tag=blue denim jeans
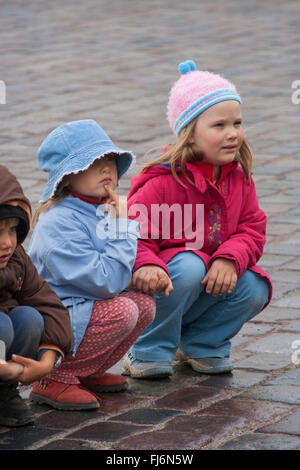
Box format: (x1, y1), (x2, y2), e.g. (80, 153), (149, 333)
(131, 251), (270, 362)
(0, 306), (44, 361)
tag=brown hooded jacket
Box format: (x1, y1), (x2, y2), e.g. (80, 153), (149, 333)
(0, 165), (72, 358)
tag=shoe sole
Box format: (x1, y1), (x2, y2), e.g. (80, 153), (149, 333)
(176, 352), (233, 375)
(0, 415), (35, 427)
(30, 392), (100, 410)
(190, 362), (233, 374)
(122, 365), (173, 379)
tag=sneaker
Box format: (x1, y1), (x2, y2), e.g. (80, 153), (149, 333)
(175, 350), (233, 374)
(122, 352), (173, 379)
(80, 372), (128, 392)
(0, 383), (35, 427)
(30, 378), (100, 410)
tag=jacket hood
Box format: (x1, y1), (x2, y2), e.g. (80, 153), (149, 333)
(0, 165), (32, 243)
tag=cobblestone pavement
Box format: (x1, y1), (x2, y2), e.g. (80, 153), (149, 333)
(0, 0), (300, 452)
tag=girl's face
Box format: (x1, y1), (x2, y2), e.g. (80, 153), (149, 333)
(0, 218), (18, 269)
(191, 100), (244, 166)
(68, 154), (118, 199)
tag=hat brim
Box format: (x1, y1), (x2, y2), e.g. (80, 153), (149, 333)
(41, 144), (135, 201)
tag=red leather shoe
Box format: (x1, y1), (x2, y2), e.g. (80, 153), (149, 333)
(30, 378), (100, 410)
(80, 372), (128, 392)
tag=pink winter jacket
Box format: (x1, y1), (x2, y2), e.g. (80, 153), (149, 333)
(127, 160), (273, 307)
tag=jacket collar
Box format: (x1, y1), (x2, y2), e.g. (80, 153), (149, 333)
(186, 160), (238, 192)
(71, 192), (108, 205)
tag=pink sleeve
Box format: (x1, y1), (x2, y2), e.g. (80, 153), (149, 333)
(127, 178), (169, 274)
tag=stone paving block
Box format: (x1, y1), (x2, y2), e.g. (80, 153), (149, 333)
(260, 193), (300, 204)
(244, 332), (300, 356)
(196, 397), (292, 424)
(272, 294), (300, 308)
(153, 385), (230, 411)
(268, 367), (300, 386)
(235, 352), (292, 371)
(264, 243), (300, 256)
(38, 439), (96, 450)
(255, 306), (300, 323)
(108, 408), (182, 425)
(272, 216), (300, 226)
(34, 408), (106, 429)
(260, 202), (296, 216)
(0, 426), (59, 450)
(230, 334), (251, 348)
(267, 269), (300, 283)
(91, 391), (149, 415)
(282, 319), (300, 332)
(201, 369), (270, 389)
(258, 410), (300, 435)
(241, 384), (300, 405)
(219, 432), (300, 450)
(125, 370), (205, 396)
(270, 282), (298, 299)
(235, 322), (274, 336)
(115, 414), (244, 450)
(284, 258), (300, 270)
(256, 254), (294, 269)
(68, 421), (151, 443)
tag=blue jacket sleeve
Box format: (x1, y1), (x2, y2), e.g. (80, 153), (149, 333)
(42, 216), (139, 299)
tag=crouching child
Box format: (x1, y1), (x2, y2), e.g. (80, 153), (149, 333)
(0, 165), (73, 427)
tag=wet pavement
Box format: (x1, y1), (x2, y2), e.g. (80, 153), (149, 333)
(0, 0), (300, 452)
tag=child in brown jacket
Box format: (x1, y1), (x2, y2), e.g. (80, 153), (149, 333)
(0, 165), (73, 427)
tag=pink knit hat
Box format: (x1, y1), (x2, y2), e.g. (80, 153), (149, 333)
(167, 60), (242, 136)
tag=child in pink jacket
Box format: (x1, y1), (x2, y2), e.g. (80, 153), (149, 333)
(123, 60), (272, 378)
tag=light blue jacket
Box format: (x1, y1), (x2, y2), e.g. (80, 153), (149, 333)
(28, 195), (140, 355)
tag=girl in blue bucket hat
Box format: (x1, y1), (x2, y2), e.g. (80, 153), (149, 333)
(28, 120), (156, 411)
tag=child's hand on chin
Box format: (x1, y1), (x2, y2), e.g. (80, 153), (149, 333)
(104, 185), (128, 219)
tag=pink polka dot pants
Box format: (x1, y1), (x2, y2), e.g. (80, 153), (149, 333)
(48, 291), (156, 384)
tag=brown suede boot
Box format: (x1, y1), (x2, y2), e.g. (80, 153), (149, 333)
(0, 383), (35, 427)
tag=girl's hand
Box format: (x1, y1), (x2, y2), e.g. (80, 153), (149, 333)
(104, 186), (127, 219)
(0, 360), (24, 382)
(131, 265), (173, 297)
(11, 350), (57, 385)
(201, 258), (237, 296)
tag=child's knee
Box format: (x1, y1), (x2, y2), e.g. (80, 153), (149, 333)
(9, 306), (44, 340)
(235, 271), (270, 315)
(117, 297), (139, 336)
(120, 292), (156, 329)
(168, 252), (206, 291)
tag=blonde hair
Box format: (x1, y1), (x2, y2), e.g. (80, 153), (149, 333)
(142, 119), (253, 187)
(32, 177), (71, 227)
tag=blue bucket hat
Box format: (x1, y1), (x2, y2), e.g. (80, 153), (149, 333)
(38, 119), (135, 200)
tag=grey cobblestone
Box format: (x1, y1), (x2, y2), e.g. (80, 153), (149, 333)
(0, 0), (300, 452)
